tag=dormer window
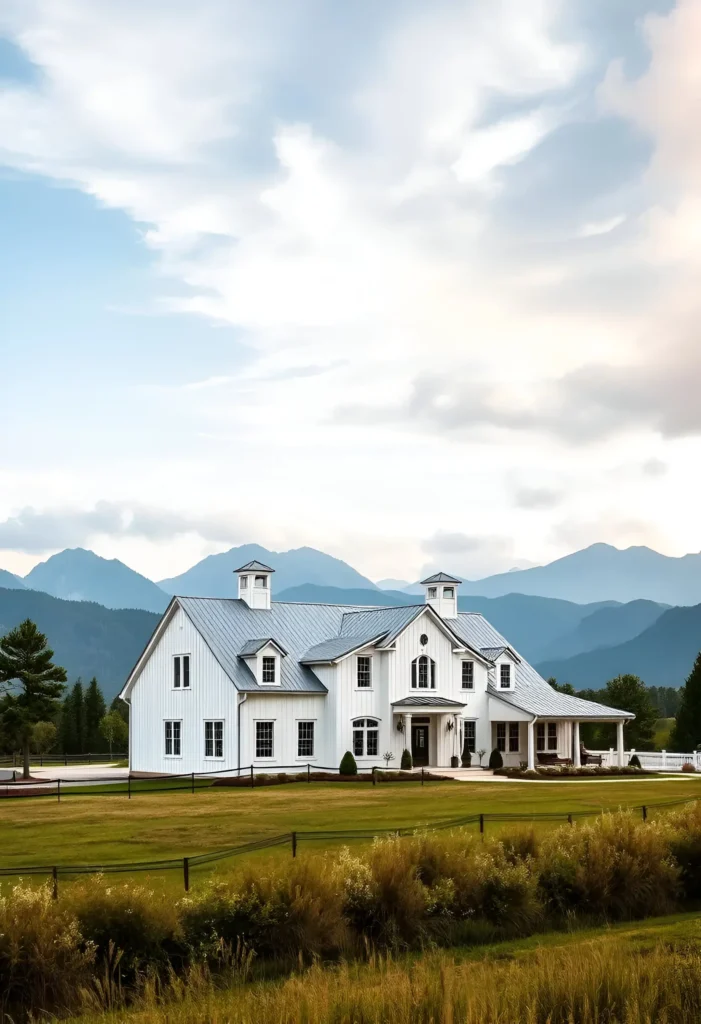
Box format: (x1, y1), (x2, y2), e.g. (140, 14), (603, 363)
(500, 664), (511, 688)
(262, 656), (276, 683)
(255, 575), (268, 588)
(443, 587), (454, 599)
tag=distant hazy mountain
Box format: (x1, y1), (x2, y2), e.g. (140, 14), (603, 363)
(275, 583), (639, 664)
(537, 603), (701, 689)
(24, 548), (169, 613)
(159, 544), (377, 597)
(0, 586), (159, 702)
(376, 578), (412, 591)
(0, 569), (25, 590)
(455, 544), (701, 605)
(538, 599), (667, 661)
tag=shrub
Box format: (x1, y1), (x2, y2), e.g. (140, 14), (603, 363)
(0, 882), (94, 1018)
(667, 803), (701, 899)
(488, 748), (503, 770)
(682, 761), (697, 772)
(629, 754), (642, 768)
(400, 748), (413, 771)
(339, 751), (358, 775)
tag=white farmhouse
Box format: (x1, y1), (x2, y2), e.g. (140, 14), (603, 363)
(121, 561), (632, 774)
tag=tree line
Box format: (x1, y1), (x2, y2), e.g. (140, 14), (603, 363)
(0, 618), (128, 777)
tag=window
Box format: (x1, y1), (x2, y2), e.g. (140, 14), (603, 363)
(443, 587), (454, 599)
(356, 655), (372, 688)
(419, 633), (429, 646)
(463, 720), (476, 753)
(173, 655), (190, 689)
(261, 656), (276, 684)
(509, 723), (520, 752)
(500, 664), (511, 688)
(352, 718), (379, 757)
(255, 721), (274, 758)
(536, 723), (545, 751)
(297, 721), (314, 758)
(164, 720), (181, 757)
(427, 587), (437, 599)
(240, 575), (248, 589)
(254, 575), (268, 588)
(411, 655), (436, 689)
(204, 720), (224, 758)
(496, 723), (506, 752)
(461, 661), (474, 689)
(548, 722), (558, 751)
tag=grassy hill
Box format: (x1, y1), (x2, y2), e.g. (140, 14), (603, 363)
(0, 587), (159, 701)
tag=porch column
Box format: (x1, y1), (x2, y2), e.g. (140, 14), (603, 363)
(403, 713), (412, 755)
(573, 721), (581, 768)
(617, 720), (625, 767)
(527, 719), (536, 771)
(453, 714), (460, 758)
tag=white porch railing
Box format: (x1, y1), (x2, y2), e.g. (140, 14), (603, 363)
(589, 749), (701, 771)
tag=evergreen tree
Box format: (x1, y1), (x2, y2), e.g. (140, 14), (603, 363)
(601, 674), (657, 750)
(85, 677), (106, 751)
(670, 653), (701, 752)
(59, 680), (87, 755)
(0, 619), (67, 778)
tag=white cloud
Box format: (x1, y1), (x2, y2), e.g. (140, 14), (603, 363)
(1, 0), (701, 581)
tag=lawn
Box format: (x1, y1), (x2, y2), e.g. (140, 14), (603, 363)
(1, 775), (699, 888)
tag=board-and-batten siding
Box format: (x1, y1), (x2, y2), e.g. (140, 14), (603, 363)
(239, 693), (329, 769)
(129, 606), (239, 774)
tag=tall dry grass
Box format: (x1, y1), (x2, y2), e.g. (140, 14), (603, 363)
(3, 805), (701, 1020)
(72, 940), (701, 1024)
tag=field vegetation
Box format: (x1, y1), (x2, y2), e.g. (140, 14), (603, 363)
(4, 804), (701, 1021)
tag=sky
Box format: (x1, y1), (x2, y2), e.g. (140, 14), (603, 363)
(1, 0), (700, 585)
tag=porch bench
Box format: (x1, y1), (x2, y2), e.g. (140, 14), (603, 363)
(536, 752), (572, 766)
(580, 750), (603, 766)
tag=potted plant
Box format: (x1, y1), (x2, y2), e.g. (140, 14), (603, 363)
(477, 748), (487, 767)
(451, 755), (460, 768)
(382, 751), (395, 768)
(461, 750), (472, 768)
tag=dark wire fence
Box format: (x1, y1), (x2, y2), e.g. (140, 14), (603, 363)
(0, 753), (128, 768)
(1, 793), (698, 898)
(0, 762), (449, 798)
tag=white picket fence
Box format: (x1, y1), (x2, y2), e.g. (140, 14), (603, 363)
(590, 749), (701, 772)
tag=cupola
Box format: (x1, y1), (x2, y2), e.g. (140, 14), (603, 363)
(419, 571), (461, 619)
(235, 560), (274, 609)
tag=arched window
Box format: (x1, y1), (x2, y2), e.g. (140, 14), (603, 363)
(352, 718), (379, 757)
(411, 655), (436, 689)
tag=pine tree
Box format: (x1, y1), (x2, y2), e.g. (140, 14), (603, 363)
(71, 680), (86, 754)
(85, 678), (106, 752)
(670, 653), (701, 752)
(0, 620), (67, 778)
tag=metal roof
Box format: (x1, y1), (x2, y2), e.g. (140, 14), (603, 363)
(238, 638), (288, 657)
(235, 560), (274, 573)
(420, 572), (462, 584)
(391, 695), (466, 708)
(480, 645), (521, 664)
(339, 605), (427, 647)
(452, 611), (632, 720)
(300, 634), (387, 664)
(177, 597), (368, 692)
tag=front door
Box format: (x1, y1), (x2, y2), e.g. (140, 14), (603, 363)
(411, 724), (429, 766)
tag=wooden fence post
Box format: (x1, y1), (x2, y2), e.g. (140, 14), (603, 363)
(291, 832), (297, 858)
(567, 814), (573, 825)
(250, 765), (254, 788)
(642, 805), (647, 821)
(52, 866), (58, 900)
(191, 772), (195, 794)
(128, 774), (131, 800)
(479, 813), (484, 835)
(421, 767), (424, 787)
(308, 763), (311, 783)
(183, 857), (190, 892)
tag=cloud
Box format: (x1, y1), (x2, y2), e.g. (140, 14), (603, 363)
(577, 214), (626, 237)
(512, 485), (563, 510)
(0, 502), (252, 553)
(421, 530), (520, 579)
(641, 457), (668, 477)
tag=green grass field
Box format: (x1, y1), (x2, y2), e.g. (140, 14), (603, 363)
(1, 775), (699, 889)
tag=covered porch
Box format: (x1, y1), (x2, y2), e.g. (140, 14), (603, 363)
(391, 696), (466, 768)
(489, 704), (629, 769)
